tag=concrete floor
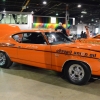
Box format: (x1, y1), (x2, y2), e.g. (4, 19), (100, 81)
(0, 63), (100, 100)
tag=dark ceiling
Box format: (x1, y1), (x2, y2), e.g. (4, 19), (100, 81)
(0, 0), (100, 25)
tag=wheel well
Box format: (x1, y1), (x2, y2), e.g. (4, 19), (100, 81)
(62, 60), (91, 73)
(0, 50), (7, 55)
(0, 50), (10, 59)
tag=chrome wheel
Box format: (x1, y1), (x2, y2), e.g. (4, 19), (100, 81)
(68, 64), (85, 81)
(0, 52), (6, 66)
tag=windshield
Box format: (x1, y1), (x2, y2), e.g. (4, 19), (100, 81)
(44, 32), (72, 45)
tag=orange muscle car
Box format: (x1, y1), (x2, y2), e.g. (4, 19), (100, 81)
(76, 26), (100, 44)
(76, 34), (100, 45)
(1, 24), (100, 85)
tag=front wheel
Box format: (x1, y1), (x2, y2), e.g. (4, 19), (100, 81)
(63, 61), (91, 85)
(0, 52), (13, 68)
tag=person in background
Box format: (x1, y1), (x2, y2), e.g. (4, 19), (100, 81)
(83, 32), (87, 38)
(55, 22), (68, 37)
(90, 31), (93, 37)
(66, 27), (70, 36)
(81, 31), (84, 38)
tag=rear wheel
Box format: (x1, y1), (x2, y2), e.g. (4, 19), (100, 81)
(63, 61), (91, 85)
(0, 51), (13, 68)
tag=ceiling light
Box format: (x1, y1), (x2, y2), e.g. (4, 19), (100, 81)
(96, 20), (98, 22)
(31, 11), (34, 14)
(56, 13), (58, 16)
(89, 23), (91, 25)
(81, 11), (87, 14)
(77, 4), (81, 8)
(80, 21), (82, 23)
(91, 19), (94, 21)
(81, 15), (83, 18)
(43, 1), (47, 5)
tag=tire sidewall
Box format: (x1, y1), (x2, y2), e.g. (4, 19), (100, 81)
(0, 52), (12, 68)
(64, 61), (91, 85)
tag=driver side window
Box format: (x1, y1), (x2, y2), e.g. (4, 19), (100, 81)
(22, 32), (46, 44)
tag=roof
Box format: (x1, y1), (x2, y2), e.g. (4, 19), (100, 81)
(0, 24), (56, 36)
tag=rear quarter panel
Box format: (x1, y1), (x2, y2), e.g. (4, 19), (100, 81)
(51, 45), (100, 75)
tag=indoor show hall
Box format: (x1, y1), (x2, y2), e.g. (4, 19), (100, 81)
(0, 0), (100, 100)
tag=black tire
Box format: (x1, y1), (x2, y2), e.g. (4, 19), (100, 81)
(63, 61), (91, 85)
(0, 51), (13, 68)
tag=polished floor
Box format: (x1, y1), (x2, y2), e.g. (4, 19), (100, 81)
(0, 63), (100, 100)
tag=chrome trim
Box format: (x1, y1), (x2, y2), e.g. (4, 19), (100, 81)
(68, 64), (85, 81)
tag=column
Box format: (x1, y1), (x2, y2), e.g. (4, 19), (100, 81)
(66, 4), (69, 29)
(98, 20), (100, 34)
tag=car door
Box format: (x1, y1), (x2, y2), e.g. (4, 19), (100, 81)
(15, 32), (51, 69)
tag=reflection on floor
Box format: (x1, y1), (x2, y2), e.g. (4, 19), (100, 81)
(0, 63), (100, 100)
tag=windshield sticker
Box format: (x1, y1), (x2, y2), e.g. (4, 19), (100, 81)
(56, 49), (96, 58)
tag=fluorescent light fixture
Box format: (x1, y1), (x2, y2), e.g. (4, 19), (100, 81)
(43, 1), (47, 5)
(81, 11), (87, 14)
(77, 4), (81, 8)
(51, 17), (56, 23)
